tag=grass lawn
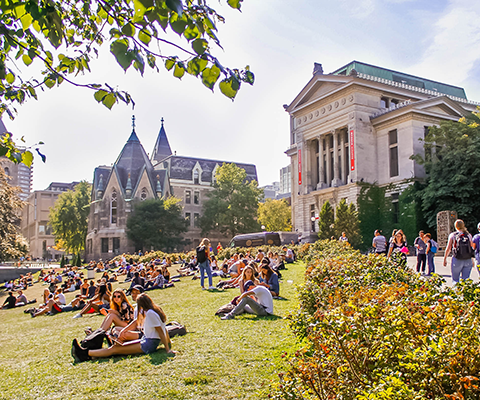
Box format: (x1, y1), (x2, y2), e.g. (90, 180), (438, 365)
(0, 262), (304, 400)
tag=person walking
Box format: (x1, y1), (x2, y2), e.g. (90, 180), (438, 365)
(414, 231), (427, 274)
(472, 223), (480, 273)
(443, 219), (474, 284)
(372, 230), (387, 255)
(197, 238), (214, 290)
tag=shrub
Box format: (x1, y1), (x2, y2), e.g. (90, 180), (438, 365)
(270, 242), (480, 400)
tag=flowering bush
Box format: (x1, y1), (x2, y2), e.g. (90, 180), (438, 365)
(270, 241), (480, 400)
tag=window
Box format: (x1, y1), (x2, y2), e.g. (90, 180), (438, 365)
(39, 224), (45, 235)
(194, 191), (199, 204)
(389, 130), (399, 177)
(140, 188), (147, 201)
(185, 212), (191, 226)
(4, 167), (10, 176)
(38, 222), (51, 235)
(111, 190), (118, 224)
(185, 190), (191, 204)
(380, 97), (388, 108)
(193, 170), (199, 185)
(391, 193), (399, 224)
(87, 239), (92, 254)
(194, 213), (200, 228)
(42, 240), (47, 253)
(113, 237), (120, 254)
(101, 238), (109, 253)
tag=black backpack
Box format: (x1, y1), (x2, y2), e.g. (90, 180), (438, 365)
(453, 232), (474, 260)
(196, 246), (207, 263)
(80, 328), (107, 350)
(166, 321), (187, 337)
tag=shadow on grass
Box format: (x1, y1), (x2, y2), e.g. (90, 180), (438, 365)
(90, 349), (175, 365)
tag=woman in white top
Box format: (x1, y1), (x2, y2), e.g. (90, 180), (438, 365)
(443, 219), (475, 284)
(71, 294), (173, 362)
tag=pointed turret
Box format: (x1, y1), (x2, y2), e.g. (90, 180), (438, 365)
(151, 117), (172, 163)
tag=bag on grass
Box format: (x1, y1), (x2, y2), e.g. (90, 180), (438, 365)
(166, 321), (187, 337)
(215, 303), (235, 316)
(81, 328), (107, 350)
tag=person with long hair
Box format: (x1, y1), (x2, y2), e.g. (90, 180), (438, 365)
(443, 219), (474, 284)
(71, 293), (173, 362)
(73, 284), (111, 319)
(387, 229), (408, 260)
(197, 238), (214, 290)
(238, 264), (260, 294)
(258, 261), (280, 297)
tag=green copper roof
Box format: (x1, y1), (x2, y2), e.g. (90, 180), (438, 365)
(332, 61), (467, 99)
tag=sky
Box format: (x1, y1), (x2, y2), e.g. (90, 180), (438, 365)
(5, 0), (480, 190)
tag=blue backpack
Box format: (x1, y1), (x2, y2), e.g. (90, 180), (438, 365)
(430, 239), (438, 254)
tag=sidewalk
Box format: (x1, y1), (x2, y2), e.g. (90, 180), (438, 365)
(406, 255), (480, 287)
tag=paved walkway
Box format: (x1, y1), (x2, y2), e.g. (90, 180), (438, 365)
(406, 255), (480, 287)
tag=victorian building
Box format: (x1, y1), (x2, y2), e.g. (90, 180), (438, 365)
(85, 118), (257, 261)
(285, 61), (479, 242)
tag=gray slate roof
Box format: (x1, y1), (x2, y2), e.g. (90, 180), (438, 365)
(151, 121), (172, 163)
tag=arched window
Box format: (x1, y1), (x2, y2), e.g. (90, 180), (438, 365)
(111, 190), (117, 224)
(140, 188), (147, 201)
(4, 167), (10, 176)
(193, 169), (199, 185)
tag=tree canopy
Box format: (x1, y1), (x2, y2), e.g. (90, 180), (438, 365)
(414, 109), (480, 232)
(0, 0), (253, 163)
(49, 181), (90, 253)
(199, 162), (263, 237)
(257, 198), (291, 232)
(0, 167), (28, 260)
(317, 200), (334, 240)
(333, 199), (362, 247)
(126, 196), (187, 252)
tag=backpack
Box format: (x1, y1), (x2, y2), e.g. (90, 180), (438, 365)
(80, 328), (107, 350)
(166, 321), (187, 337)
(453, 232), (474, 260)
(196, 246), (207, 263)
(430, 239), (438, 254)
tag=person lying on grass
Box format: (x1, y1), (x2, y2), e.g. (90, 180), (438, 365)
(72, 284), (111, 319)
(221, 280), (274, 320)
(84, 288), (134, 335)
(31, 288), (67, 317)
(71, 293), (174, 362)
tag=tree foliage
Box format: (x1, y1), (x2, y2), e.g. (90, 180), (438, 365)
(49, 181), (90, 254)
(333, 199), (362, 248)
(199, 162), (263, 237)
(0, 0), (253, 163)
(258, 199), (291, 232)
(126, 196), (187, 252)
(0, 167), (28, 260)
(414, 111), (480, 232)
(317, 200), (334, 240)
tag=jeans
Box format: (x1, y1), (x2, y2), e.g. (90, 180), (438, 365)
(451, 257), (473, 283)
(416, 253), (427, 273)
(426, 252), (435, 275)
(199, 260), (212, 288)
(229, 296), (269, 317)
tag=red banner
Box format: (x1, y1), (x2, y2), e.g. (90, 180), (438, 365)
(298, 149), (302, 185)
(349, 129), (355, 171)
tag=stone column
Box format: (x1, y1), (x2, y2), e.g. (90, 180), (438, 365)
(305, 140), (313, 193)
(317, 135), (326, 190)
(332, 130), (341, 187)
(340, 130), (346, 184)
(325, 134), (332, 187)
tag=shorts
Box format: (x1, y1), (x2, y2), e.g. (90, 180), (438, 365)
(140, 338), (160, 354)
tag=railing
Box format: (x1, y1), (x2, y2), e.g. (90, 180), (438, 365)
(371, 99), (412, 118)
(0, 261), (57, 269)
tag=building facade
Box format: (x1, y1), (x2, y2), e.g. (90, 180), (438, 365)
(85, 119), (258, 261)
(285, 61), (479, 242)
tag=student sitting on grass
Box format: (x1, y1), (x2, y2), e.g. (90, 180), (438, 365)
(73, 284), (111, 319)
(71, 293), (174, 362)
(258, 262), (280, 297)
(31, 288), (67, 317)
(2, 291), (17, 309)
(221, 280), (274, 320)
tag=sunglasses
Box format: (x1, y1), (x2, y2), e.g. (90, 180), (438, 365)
(113, 295), (122, 299)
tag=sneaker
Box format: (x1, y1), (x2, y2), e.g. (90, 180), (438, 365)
(73, 313), (82, 319)
(208, 286), (215, 290)
(201, 287), (206, 290)
(221, 314), (234, 320)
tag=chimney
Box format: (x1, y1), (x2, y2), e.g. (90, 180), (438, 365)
(313, 63), (324, 75)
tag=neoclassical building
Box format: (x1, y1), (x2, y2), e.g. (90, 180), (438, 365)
(285, 61), (479, 242)
(85, 119), (257, 261)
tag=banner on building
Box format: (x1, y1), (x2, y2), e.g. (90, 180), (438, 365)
(349, 129), (355, 171)
(298, 149), (302, 185)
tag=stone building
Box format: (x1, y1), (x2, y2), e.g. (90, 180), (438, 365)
(85, 119), (257, 261)
(285, 61), (479, 242)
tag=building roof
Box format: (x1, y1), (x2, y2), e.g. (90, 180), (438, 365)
(45, 181), (80, 191)
(169, 155), (258, 183)
(331, 61), (467, 99)
(151, 118), (172, 163)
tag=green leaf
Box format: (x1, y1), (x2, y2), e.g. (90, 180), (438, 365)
(227, 0), (243, 9)
(183, 24), (199, 41)
(44, 78), (55, 88)
(173, 62), (185, 79)
(201, 65), (220, 90)
(102, 93), (116, 109)
(165, 58), (176, 71)
(27, 86), (37, 99)
(22, 54), (32, 66)
(94, 90), (108, 103)
(5, 73), (15, 84)
(121, 24), (135, 37)
(138, 0), (154, 8)
(110, 40), (134, 71)
(219, 76), (240, 99)
(187, 57), (207, 76)
(21, 150), (33, 167)
(138, 29), (151, 45)
(170, 14), (187, 35)
(133, 0), (147, 22)
(192, 38), (208, 55)
(166, 0), (183, 15)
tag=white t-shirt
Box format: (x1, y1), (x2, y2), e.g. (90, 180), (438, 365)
(142, 309), (166, 339)
(251, 286), (274, 314)
(56, 293), (66, 305)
